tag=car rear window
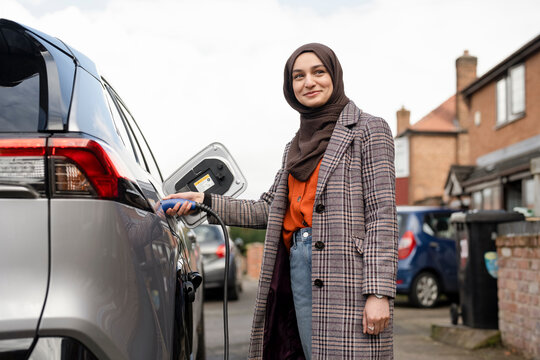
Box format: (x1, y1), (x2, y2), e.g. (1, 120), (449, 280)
(0, 26), (46, 131)
(193, 226), (224, 245)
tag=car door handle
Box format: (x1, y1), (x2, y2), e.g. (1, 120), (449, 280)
(429, 242), (440, 249)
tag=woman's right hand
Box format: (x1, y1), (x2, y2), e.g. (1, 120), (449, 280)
(162, 192), (204, 217)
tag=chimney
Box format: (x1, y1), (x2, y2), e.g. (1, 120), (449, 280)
(455, 50), (478, 165)
(396, 106), (410, 136)
(456, 50), (477, 93)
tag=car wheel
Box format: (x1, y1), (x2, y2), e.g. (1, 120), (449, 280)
(410, 272), (440, 308)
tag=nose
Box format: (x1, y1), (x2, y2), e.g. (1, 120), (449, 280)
(304, 74), (315, 88)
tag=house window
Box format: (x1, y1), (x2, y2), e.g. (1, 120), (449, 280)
(504, 180), (522, 211)
(472, 191), (482, 210)
(483, 187), (493, 210)
(496, 63), (526, 126)
(523, 178), (534, 211)
(471, 185), (502, 210)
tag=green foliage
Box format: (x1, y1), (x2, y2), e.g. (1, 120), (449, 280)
(229, 227), (265, 255)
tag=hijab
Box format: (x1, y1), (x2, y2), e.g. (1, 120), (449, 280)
(283, 43), (349, 181)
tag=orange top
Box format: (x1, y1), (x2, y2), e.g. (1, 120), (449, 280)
(282, 160), (322, 251)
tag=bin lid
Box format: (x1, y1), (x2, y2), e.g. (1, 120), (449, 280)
(450, 210), (524, 223)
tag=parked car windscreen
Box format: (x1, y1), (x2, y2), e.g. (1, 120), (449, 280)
(422, 212), (455, 239)
(193, 225), (224, 245)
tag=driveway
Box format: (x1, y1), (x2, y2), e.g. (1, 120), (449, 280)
(204, 278), (524, 359)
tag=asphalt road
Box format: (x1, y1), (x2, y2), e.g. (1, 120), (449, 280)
(203, 278), (257, 360)
(203, 278), (524, 359)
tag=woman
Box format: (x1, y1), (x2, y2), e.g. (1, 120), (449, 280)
(165, 43), (398, 360)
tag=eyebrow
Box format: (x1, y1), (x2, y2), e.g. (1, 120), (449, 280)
(292, 64), (326, 73)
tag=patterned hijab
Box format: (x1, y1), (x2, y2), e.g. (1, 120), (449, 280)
(283, 43), (349, 181)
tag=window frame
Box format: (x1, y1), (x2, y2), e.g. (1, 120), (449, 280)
(102, 85), (140, 165)
(102, 80), (163, 182)
(495, 63), (526, 127)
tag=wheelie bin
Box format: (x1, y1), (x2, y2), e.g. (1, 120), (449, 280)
(450, 210), (524, 329)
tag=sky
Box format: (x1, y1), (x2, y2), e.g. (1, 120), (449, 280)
(2, 0), (540, 199)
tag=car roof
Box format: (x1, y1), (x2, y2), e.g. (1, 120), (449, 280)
(1, 18), (100, 80)
(397, 205), (456, 213)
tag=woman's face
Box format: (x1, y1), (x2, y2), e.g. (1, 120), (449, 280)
(292, 52), (334, 108)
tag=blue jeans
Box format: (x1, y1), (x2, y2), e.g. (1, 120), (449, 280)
(290, 227), (312, 360)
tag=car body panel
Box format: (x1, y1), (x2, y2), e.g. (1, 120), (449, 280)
(1, 18), (205, 360)
(40, 200), (176, 359)
(0, 199), (48, 339)
(396, 207), (458, 295)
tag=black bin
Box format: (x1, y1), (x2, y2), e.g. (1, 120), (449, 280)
(450, 211), (524, 329)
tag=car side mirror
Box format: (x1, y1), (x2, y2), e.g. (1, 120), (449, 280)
(163, 142), (247, 228)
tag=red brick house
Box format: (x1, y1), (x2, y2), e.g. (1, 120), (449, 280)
(394, 97), (460, 205)
(396, 33), (540, 359)
(394, 50), (477, 206)
(445, 33), (540, 215)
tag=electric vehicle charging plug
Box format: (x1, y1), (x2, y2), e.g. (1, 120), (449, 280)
(161, 198), (230, 360)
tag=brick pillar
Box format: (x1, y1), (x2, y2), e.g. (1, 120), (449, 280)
(246, 242), (264, 279)
(496, 226), (540, 359)
(455, 50), (477, 165)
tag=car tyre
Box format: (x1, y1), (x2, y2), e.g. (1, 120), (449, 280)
(410, 272), (440, 308)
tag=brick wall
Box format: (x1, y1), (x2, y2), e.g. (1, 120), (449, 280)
(246, 242), (264, 279)
(467, 51), (540, 164)
(496, 221), (540, 359)
(409, 134), (457, 204)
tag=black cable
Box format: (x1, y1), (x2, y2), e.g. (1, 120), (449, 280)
(194, 202), (229, 360)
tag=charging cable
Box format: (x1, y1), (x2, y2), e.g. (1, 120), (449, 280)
(161, 198), (230, 360)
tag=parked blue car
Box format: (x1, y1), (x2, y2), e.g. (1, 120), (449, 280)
(396, 206), (459, 307)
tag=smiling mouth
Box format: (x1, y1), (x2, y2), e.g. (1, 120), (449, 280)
(304, 91), (321, 97)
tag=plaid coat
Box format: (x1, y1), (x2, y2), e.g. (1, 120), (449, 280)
(210, 101), (398, 359)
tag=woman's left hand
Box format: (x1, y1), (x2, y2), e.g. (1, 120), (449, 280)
(363, 295), (390, 335)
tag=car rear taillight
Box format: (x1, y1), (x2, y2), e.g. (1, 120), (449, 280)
(48, 138), (130, 199)
(398, 230), (416, 260)
(0, 137), (134, 201)
(0, 138), (47, 196)
(216, 243), (226, 258)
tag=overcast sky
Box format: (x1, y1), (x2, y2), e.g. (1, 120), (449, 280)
(2, 0), (539, 199)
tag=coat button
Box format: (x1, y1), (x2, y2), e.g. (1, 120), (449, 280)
(314, 279), (323, 288)
(315, 241), (325, 250)
(315, 204), (325, 213)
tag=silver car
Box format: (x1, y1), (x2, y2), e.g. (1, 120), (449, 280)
(193, 225), (243, 300)
(0, 19), (204, 360)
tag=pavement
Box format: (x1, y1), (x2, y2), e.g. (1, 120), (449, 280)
(393, 296), (524, 360)
(203, 278), (525, 359)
